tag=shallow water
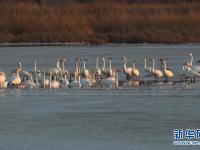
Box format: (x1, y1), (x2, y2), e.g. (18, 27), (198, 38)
(0, 44), (200, 150)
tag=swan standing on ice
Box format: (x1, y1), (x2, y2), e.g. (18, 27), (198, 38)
(81, 59), (92, 79)
(69, 74), (81, 89)
(185, 53), (200, 72)
(182, 64), (200, 82)
(103, 71), (119, 89)
(161, 59), (174, 80)
(41, 70), (49, 88)
(8, 70), (22, 87)
(94, 57), (102, 80)
(151, 59), (163, 81)
(70, 58), (80, 81)
(144, 59), (152, 76)
(31, 60), (41, 81)
(121, 56), (133, 79)
(131, 60), (140, 77)
(0, 72), (7, 88)
(12, 62), (29, 81)
(22, 73), (37, 88)
(107, 57), (115, 78)
(49, 72), (60, 89)
(47, 59), (61, 75)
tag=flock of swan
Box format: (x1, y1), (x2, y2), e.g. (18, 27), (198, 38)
(0, 52), (200, 89)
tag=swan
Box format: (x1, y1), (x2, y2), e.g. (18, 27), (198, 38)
(60, 73), (69, 88)
(121, 56), (133, 79)
(101, 57), (108, 77)
(144, 59), (152, 76)
(107, 57), (115, 78)
(47, 59), (61, 75)
(22, 73), (37, 88)
(81, 59), (92, 79)
(0, 72), (6, 87)
(41, 70), (49, 88)
(18, 62), (29, 80)
(81, 77), (92, 88)
(151, 59), (163, 81)
(185, 53), (200, 72)
(61, 58), (69, 76)
(12, 62), (29, 81)
(131, 61), (140, 77)
(49, 72), (60, 89)
(183, 65), (200, 82)
(70, 58), (80, 80)
(8, 70), (21, 87)
(162, 59), (174, 80)
(29, 60), (41, 82)
(94, 57), (102, 78)
(102, 71), (118, 89)
(69, 75), (81, 89)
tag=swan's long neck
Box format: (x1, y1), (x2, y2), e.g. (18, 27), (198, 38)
(115, 72), (118, 88)
(102, 58), (105, 70)
(49, 73), (52, 88)
(75, 60), (78, 72)
(123, 57), (127, 68)
(62, 60), (65, 71)
(144, 60), (147, 69)
(78, 75), (81, 87)
(19, 63), (22, 71)
(34, 60), (37, 71)
(35, 74), (39, 85)
(43, 70), (46, 88)
(83, 61), (86, 70)
(152, 59), (155, 71)
(132, 62), (135, 69)
(190, 54), (193, 66)
(96, 57), (99, 69)
(163, 60), (167, 71)
(56, 60), (61, 71)
(109, 59), (112, 71)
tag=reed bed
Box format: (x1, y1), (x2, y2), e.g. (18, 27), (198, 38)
(0, 1), (200, 44)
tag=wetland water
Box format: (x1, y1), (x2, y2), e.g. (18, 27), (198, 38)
(0, 44), (200, 150)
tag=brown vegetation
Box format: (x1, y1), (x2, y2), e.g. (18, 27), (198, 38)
(0, 1), (200, 44)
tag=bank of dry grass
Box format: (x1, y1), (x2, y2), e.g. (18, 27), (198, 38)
(0, 1), (200, 43)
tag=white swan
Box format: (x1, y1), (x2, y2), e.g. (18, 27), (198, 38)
(162, 59), (174, 80)
(107, 57), (115, 78)
(121, 56), (132, 79)
(41, 70), (49, 88)
(144, 59), (152, 76)
(151, 59), (163, 81)
(0, 72), (6, 85)
(131, 61), (140, 77)
(70, 58), (80, 80)
(101, 57), (108, 76)
(47, 59), (61, 75)
(95, 57), (102, 76)
(22, 73), (37, 88)
(49, 72), (60, 89)
(60, 73), (69, 88)
(69, 75), (81, 89)
(81, 59), (92, 79)
(185, 53), (200, 72)
(61, 59), (69, 76)
(9, 70), (21, 87)
(102, 71), (118, 88)
(183, 64), (200, 82)
(81, 77), (92, 88)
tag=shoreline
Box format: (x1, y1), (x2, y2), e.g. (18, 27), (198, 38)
(1, 42), (200, 47)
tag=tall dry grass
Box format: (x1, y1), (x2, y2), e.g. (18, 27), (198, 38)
(0, 1), (200, 43)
